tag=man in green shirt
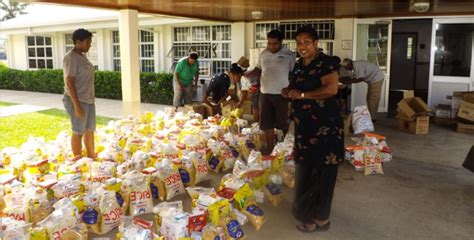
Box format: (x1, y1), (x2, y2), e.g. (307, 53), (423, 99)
(173, 52), (199, 109)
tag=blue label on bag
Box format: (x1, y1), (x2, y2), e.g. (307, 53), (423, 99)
(266, 183), (282, 195)
(178, 168), (191, 183)
(82, 208), (99, 224)
(150, 183), (159, 199)
(214, 237), (220, 240)
(230, 146), (240, 158)
(116, 193), (124, 207)
(209, 156), (219, 170)
(246, 141), (255, 149)
(246, 205), (264, 216)
(226, 220), (244, 238)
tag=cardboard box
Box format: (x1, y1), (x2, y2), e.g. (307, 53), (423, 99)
(449, 91), (474, 118)
(184, 103), (208, 117)
(457, 122), (474, 134)
(433, 117), (457, 126)
(397, 97), (432, 120)
(435, 104), (451, 119)
(457, 101), (474, 123)
(462, 146), (474, 172)
(399, 116), (430, 134)
(463, 92), (474, 104)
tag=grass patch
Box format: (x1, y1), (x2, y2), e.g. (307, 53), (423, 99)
(0, 101), (18, 107)
(0, 108), (114, 149)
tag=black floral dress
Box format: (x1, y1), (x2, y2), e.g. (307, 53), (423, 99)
(290, 53), (344, 223)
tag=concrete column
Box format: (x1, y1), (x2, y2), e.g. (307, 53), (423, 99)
(231, 22), (246, 62)
(119, 9), (141, 117)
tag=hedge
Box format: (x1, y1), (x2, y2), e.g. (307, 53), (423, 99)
(0, 68), (174, 105)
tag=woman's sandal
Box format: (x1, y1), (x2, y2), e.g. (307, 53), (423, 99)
(296, 221), (331, 233)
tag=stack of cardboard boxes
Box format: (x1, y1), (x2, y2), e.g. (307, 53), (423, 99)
(455, 92), (474, 133)
(397, 91), (432, 134)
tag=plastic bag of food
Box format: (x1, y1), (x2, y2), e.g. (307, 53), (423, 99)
(207, 199), (231, 226)
(156, 166), (185, 201)
(0, 218), (31, 240)
(242, 204), (266, 230)
(233, 160), (248, 178)
(61, 223), (88, 240)
(232, 208), (248, 226)
(262, 183), (283, 207)
(177, 157), (196, 187)
(280, 161), (295, 188)
(190, 151), (210, 184)
(28, 188), (54, 225)
(52, 174), (82, 199)
(233, 184), (255, 210)
(217, 188), (237, 201)
(219, 174), (245, 191)
(160, 212), (189, 239)
(3, 190), (30, 222)
(118, 216), (155, 240)
(352, 106), (374, 135)
(152, 201), (183, 233)
(364, 148), (384, 175)
(221, 147), (237, 172)
(98, 190), (124, 234)
(186, 187), (216, 200)
(89, 161), (116, 183)
(105, 178), (129, 215)
(223, 216), (247, 240)
(123, 171), (154, 216)
(38, 198), (78, 240)
(187, 211), (207, 235)
(202, 224), (225, 240)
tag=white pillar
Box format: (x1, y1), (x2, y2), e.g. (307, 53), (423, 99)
(231, 22), (246, 61)
(119, 9), (141, 117)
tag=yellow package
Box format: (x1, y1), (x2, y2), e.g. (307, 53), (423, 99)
(207, 199), (231, 226)
(177, 158), (196, 187)
(191, 151), (210, 184)
(233, 184), (255, 210)
(262, 183), (283, 207)
(242, 204), (266, 231)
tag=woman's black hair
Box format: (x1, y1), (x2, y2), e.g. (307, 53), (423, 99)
(72, 28), (93, 44)
(229, 63), (244, 74)
(295, 25), (319, 41)
(267, 29), (284, 42)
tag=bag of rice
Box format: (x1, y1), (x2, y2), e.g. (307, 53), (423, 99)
(177, 157), (196, 187)
(242, 204), (266, 231)
(61, 223), (88, 240)
(98, 190), (123, 234)
(89, 161), (116, 183)
(262, 183), (282, 207)
(190, 151), (210, 184)
(364, 147), (384, 175)
(352, 106), (374, 135)
(123, 171), (154, 216)
(156, 166), (185, 201)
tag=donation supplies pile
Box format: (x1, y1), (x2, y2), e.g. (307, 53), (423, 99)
(344, 133), (393, 175)
(0, 108), (296, 240)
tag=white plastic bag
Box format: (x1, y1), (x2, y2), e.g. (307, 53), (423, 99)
(352, 106), (374, 134)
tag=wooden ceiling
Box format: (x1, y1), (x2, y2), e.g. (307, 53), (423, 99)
(27, 0), (474, 21)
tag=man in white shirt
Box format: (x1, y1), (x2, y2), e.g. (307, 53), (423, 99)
(245, 30), (296, 154)
(341, 59), (385, 122)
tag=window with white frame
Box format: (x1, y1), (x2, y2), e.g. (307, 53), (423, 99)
(112, 30), (155, 72)
(170, 25), (231, 78)
(0, 39), (6, 60)
(255, 20), (335, 56)
(65, 33), (99, 69)
(27, 36), (53, 69)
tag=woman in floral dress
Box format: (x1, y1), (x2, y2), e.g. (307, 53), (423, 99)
(282, 25), (344, 232)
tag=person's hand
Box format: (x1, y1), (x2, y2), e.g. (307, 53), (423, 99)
(281, 88), (290, 98)
(288, 89), (302, 100)
(74, 106), (85, 120)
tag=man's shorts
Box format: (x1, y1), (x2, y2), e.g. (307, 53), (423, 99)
(259, 93), (289, 132)
(62, 94), (96, 135)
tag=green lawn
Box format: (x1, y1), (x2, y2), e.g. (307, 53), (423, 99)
(0, 108), (114, 149)
(0, 101), (18, 107)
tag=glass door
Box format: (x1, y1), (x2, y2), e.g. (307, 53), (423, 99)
(351, 19), (392, 112)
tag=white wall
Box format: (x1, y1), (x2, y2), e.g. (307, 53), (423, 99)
(9, 34), (27, 70)
(334, 18), (354, 60)
(231, 22), (246, 62)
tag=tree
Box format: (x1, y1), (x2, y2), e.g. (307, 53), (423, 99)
(0, 0), (28, 22)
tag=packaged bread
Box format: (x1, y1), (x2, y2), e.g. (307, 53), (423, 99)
(262, 183), (283, 207)
(223, 216), (247, 240)
(242, 204), (266, 231)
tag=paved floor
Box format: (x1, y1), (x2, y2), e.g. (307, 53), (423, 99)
(1, 89), (474, 240)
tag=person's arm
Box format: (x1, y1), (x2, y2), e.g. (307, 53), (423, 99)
(288, 72), (339, 100)
(340, 76), (364, 84)
(244, 67), (261, 78)
(66, 76), (85, 120)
